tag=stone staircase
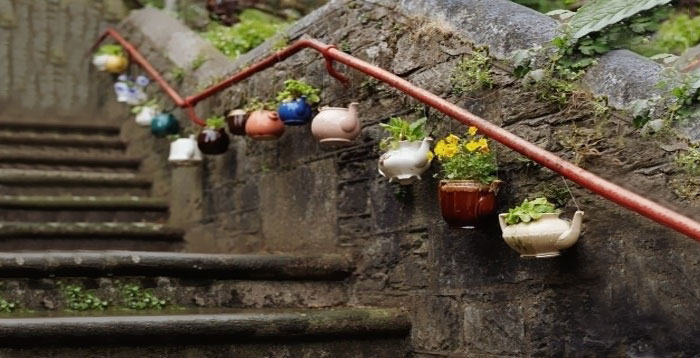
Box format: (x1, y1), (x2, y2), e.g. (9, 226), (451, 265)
(0, 118), (409, 357)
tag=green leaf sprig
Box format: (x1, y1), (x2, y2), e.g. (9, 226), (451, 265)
(504, 197), (560, 225)
(378, 117), (428, 151)
(205, 115), (226, 129)
(275, 79), (321, 104)
(244, 98), (277, 112)
(96, 44), (124, 56)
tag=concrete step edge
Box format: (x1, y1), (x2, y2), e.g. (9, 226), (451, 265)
(0, 121), (121, 135)
(0, 250), (352, 280)
(0, 152), (141, 168)
(0, 196), (168, 210)
(0, 170), (151, 187)
(0, 308), (410, 345)
(0, 133), (125, 149)
(0, 222), (182, 241)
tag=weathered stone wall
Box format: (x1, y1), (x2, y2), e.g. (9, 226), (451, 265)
(120, 1), (700, 356)
(0, 0), (132, 119)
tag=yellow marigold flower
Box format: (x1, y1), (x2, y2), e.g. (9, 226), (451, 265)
(468, 126), (478, 136)
(426, 151), (434, 162)
(434, 140), (447, 158)
(465, 140), (480, 152)
(477, 138), (488, 149)
(445, 134), (460, 145)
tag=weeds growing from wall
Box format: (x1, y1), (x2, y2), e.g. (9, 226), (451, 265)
(451, 47), (493, 95)
(61, 283), (109, 311)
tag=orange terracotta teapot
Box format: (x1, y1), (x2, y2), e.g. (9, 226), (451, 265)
(245, 110), (285, 140)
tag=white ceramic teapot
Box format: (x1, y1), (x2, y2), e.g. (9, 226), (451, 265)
(378, 138), (433, 185)
(135, 106), (158, 127)
(499, 211), (584, 258)
(311, 103), (360, 146)
(168, 135), (203, 164)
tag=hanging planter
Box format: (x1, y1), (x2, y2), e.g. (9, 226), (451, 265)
(226, 109), (248, 135)
(378, 117), (432, 185)
(114, 75), (150, 106)
(499, 198), (584, 258)
(197, 116), (230, 155)
(275, 80), (320, 126)
(311, 102), (361, 146)
(151, 113), (179, 137)
(132, 99), (159, 127)
(93, 44), (128, 74)
(244, 99), (284, 140)
(168, 134), (203, 164)
(434, 128), (500, 228)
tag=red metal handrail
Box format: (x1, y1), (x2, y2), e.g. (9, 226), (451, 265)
(93, 27), (700, 242)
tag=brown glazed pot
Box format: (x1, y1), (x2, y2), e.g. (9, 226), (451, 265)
(438, 180), (502, 228)
(226, 109), (248, 135)
(197, 128), (230, 155)
(245, 110), (285, 140)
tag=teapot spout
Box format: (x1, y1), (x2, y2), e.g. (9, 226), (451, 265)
(411, 137), (434, 169)
(340, 102), (360, 132)
(498, 214), (507, 232)
(556, 210), (584, 250)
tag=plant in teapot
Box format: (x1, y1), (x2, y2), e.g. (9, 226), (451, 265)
(131, 99), (160, 127)
(244, 98), (285, 140)
(377, 117), (432, 185)
(499, 197), (584, 258)
(93, 44), (128, 74)
(434, 127), (501, 228)
(276, 79), (320, 125)
(168, 130), (203, 164)
(197, 115), (230, 155)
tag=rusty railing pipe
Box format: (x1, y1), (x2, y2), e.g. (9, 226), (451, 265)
(91, 30), (700, 242)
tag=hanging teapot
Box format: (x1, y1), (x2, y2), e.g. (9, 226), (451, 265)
(311, 103), (360, 146)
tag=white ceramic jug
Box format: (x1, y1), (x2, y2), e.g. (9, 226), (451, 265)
(378, 138), (433, 185)
(499, 211), (584, 258)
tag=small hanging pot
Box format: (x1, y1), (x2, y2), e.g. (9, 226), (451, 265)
(499, 211), (584, 258)
(438, 180), (502, 228)
(245, 110), (285, 140)
(135, 106), (158, 127)
(311, 103), (361, 146)
(168, 135), (203, 164)
(151, 113), (179, 137)
(378, 138), (433, 185)
(197, 127), (230, 155)
(278, 96), (313, 126)
(226, 109), (248, 135)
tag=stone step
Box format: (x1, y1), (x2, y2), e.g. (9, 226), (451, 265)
(0, 169), (151, 196)
(0, 151), (141, 171)
(0, 251), (352, 311)
(0, 223), (183, 251)
(0, 120), (121, 136)
(0, 308), (409, 357)
(0, 196), (168, 222)
(0, 132), (126, 150)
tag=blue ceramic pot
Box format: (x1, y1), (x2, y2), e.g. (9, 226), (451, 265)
(151, 113), (179, 137)
(278, 96), (313, 126)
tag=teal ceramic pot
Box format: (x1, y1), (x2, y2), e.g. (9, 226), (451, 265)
(151, 113), (179, 137)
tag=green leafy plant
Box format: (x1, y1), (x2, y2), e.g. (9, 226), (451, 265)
(568, 0), (671, 40)
(244, 98), (277, 112)
(201, 9), (288, 59)
(275, 79), (321, 104)
(130, 99), (159, 115)
(190, 54), (208, 71)
(96, 44), (124, 56)
(378, 117), (428, 151)
(433, 127), (498, 184)
(205, 115), (226, 129)
(451, 48), (493, 95)
(121, 283), (167, 310)
(677, 145), (700, 176)
(504, 197), (560, 225)
(0, 298), (17, 313)
(61, 284), (109, 311)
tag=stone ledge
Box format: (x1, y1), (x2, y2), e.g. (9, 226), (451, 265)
(0, 308), (409, 346)
(0, 196), (168, 210)
(0, 222), (183, 240)
(0, 250), (352, 280)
